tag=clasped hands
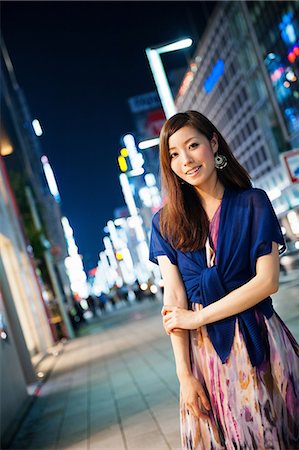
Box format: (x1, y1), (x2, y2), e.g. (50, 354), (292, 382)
(161, 305), (203, 335)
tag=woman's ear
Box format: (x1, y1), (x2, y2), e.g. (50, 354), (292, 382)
(211, 132), (219, 154)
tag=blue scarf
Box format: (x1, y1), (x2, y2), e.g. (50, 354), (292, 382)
(149, 187), (286, 367)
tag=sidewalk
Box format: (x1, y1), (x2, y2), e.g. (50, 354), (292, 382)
(9, 300), (181, 450)
(8, 278), (299, 450)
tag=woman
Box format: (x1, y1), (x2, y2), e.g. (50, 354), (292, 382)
(149, 111), (299, 449)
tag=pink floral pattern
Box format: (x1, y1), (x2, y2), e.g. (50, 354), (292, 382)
(180, 206), (299, 449)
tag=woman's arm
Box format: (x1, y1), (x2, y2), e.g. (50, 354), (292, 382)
(157, 255), (210, 417)
(157, 255), (192, 379)
(163, 242), (280, 331)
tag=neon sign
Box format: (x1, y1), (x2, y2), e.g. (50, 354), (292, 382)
(204, 59), (225, 94)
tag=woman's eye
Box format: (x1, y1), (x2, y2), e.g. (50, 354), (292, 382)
(190, 142), (198, 149)
(170, 153), (177, 159)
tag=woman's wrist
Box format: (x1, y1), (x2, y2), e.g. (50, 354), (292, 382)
(177, 370), (193, 382)
(195, 309), (205, 328)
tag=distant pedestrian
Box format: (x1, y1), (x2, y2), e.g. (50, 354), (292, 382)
(98, 292), (108, 313)
(86, 294), (97, 317)
(150, 111), (299, 449)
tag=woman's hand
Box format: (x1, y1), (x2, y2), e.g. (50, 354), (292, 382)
(180, 374), (210, 419)
(161, 305), (202, 334)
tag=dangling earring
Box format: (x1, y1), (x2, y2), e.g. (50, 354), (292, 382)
(214, 152), (227, 169)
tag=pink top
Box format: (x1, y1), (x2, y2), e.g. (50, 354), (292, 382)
(209, 203), (222, 253)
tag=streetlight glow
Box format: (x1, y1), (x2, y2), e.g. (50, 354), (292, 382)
(138, 137), (160, 150)
(41, 155), (61, 202)
(32, 119), (43, 136)
(145, 38), (192, 119)
(156, 38), (192, 55)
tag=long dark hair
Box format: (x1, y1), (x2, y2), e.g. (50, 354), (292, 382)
(159, 110), (252, 251)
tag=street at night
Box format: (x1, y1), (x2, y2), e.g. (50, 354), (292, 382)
(1, 1), (299, 449)
(8, 273), (299, 449)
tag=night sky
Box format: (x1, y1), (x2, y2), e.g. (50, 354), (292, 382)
(1, 1), (215, 271)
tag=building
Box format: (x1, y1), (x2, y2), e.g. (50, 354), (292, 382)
(175, 1), (299, 242)
(1, 38), (74, 340)
(0, 156), (54, 446)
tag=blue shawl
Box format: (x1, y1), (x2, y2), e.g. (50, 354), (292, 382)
(149, 187), (286, 367)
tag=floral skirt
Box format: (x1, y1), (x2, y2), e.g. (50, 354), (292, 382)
(180, 304), (299, 450)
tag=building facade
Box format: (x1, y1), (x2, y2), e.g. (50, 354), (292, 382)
(1, 39), (75, 340)
(0, 156), (54, 445)
(176, 1), (299, 241)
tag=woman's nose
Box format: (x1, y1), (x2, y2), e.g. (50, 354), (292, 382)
(182, 152), (193, 165)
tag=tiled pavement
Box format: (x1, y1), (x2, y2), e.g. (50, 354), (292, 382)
(8, 272), (299, 450)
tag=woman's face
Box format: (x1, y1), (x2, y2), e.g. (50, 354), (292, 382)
(168, 126), (218, 188)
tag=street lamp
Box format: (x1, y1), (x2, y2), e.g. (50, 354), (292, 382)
(145, 38), (192, 119)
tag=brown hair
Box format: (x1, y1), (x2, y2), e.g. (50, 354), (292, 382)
(159, 110), (252, 251)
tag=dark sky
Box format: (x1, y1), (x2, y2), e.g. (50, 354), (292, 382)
(1, 1), (215, 271)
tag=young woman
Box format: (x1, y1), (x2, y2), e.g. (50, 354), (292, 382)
(149, 111), (299, 450)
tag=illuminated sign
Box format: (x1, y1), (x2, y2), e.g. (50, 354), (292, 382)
(282, 148), (299, 184)
(279, 12), (298, 46)
(287, 45), (299, 63)
(41, 155), (61, 202)
(204, 59), (225, 94)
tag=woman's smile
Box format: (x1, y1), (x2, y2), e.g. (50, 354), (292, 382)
(185, 165), (202, 176)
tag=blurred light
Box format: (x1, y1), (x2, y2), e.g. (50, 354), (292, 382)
(80, 300), (88, 310)
(120, 147), (129, 157)
(145, 173), (156, 187)
(115, 251), (123, 261)
(140, 283), (148, 291)
(37, 371), (44, 378)
(127, 167), (145, 177)
(61, 217), (73, 239)
(0, 144), (13, 156)
(204, 59), (225, 94)
(119, 173), (138, 216)
(127, 216), (146, 241)
(288, 52), (296, 63)
(287, 210), (299, 234)
(270, 67), (284, 83)
(150, 284), (158, 294)
(145, 47), (177, 118)
(158, 279), (164, 288)
(286, 70), (296, 82)
(268, 187), (281, 201)
(266, 53), (277, 60)
(139, 186), (152, 207)
(177, 70), (194, 98)
(138, 138), (160, 149)
(156, 38), (192, 54)
(32, 119), (43, 136)
(281, 226), (286, 235)
(0, 331), (7, 340)
(100, 251), (116, 287)
(114, 218), (126, 227)
(41, 155), (61, 202)
(62, 216), (89, 298)
(280, 255), (292, 265)
(284, 81), (291, 88)
(295, 241), (299, 249)
(123, 134), (144, 170)
(118, 155), (128, 172)
(121, 247), (134, 272)
(107, 220), (122, 249)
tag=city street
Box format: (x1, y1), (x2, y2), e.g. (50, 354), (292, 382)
(8, 273), (299, 450)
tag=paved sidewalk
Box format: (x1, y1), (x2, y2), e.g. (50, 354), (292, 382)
(8, 277), (299, 450)
(9, 300), (181, 450)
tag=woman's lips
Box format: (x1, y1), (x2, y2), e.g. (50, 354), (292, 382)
(186, 165), (202, 176)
